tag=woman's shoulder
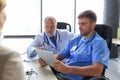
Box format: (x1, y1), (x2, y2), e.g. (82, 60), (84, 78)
(0, 44), (20, 57)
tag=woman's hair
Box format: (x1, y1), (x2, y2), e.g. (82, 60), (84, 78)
(0, 0), (6, 11)
(0, 0), (6, 36)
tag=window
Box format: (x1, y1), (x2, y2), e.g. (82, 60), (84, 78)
(3, 0), (41, 36)
(75, 0), (104, 34)
(2, 0), (41, 53)
(3, 0), (104, 35)
(1, 0), (104, 53)
(42, 0), (74, 32)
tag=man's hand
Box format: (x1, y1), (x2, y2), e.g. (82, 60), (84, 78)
(39, 46), (44, 50)
(54, 54), (64, 60)
(53, 60), (69, 73)
(37, 46), (46, 67)
(38, 58), (47, 67)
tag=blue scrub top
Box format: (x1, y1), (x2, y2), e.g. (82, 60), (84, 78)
(60, 32), (110, 80)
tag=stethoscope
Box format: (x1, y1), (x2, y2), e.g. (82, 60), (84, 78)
(72, 32), (96, 51)
(43, 30), (61, 49)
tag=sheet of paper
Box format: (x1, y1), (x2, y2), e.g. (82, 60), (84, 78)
(22, 54), (39, 62)
(35, 49), (56, 66)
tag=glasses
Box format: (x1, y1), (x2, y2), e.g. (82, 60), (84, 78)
(26, 68), (38, 80)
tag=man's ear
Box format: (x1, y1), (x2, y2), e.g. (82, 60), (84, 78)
(92, 22), (96, 29)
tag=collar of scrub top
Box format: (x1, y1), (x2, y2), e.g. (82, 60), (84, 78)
(75, 32), (96, 51)
(43, 30), (58, 49)
(80, 32), (96, 43)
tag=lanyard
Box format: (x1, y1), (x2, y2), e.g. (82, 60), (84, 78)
(43, 30), (60, 49)
(73, 32), (96, 51)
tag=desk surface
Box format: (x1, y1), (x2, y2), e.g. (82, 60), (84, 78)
(22, 55), (57, 80)
(112, 38), (120, 45)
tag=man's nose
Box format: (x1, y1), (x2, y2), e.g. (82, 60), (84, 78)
(47, 27), (52, 32)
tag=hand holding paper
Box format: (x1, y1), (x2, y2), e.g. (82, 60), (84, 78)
(38, 58), (47, 67)
(35, 49), (56, 66)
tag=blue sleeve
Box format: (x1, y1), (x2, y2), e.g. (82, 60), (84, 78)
(92, 39), (110, 68)
(60, 40), (71, 58)
(27, 34), (43, 58)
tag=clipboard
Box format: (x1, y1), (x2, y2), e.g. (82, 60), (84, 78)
(35, 49), (56, 66)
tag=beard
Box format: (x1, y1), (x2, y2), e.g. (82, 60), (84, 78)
(81, 30), (91, 36)
(80, 27), (92, 36)
(46, 33), (54, 37)
(48, 34), (54, 37)
(45, 31), (55, 37)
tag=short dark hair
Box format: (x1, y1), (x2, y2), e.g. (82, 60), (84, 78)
(78, 10), (97, 22)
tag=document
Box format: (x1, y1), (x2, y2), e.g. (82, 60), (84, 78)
(35, 49), (56, 66)
(22, 54), (39, 62)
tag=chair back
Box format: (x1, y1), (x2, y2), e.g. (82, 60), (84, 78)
(57, 22), (71, 32)
(95, 24), (112, 50)
(95, 24), (112, 77)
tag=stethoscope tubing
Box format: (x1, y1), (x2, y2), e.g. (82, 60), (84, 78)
(43, 30), (60, 49)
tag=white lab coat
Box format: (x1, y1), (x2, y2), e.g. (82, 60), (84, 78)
(27, 29), (74, 58)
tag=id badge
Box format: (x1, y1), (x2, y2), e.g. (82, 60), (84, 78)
(70, 46), (77, 51)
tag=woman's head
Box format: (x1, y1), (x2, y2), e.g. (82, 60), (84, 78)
(0, 0), (6, 33)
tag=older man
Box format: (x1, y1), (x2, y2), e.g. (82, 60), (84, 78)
(27, 16), (74, 66)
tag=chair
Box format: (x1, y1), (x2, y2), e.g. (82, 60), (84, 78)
(95, 24), (112, 79)
(95, 24), (112, 50)
(57, 22), (71, 32)
(83, 24), (112, 80)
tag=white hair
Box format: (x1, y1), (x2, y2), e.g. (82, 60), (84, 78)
(44, 16), (57, 25)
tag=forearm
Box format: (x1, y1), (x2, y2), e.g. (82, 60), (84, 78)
(27, 47), (36, 58)
(67, 62), (104, 77)
(27, 36), (42, 58)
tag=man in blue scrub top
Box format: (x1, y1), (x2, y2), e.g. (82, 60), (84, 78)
(53, 10), (110, 80)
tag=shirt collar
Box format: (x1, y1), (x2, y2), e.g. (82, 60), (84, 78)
(80, 32), (95, 43)
(44, 30), (57, 38)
